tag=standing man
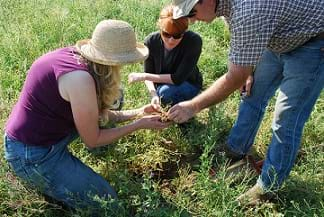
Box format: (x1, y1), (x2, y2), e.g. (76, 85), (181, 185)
(169, 0), (324, 205)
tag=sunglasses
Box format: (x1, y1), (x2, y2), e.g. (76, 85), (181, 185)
(186, 8), (197, 18)
(161, 31), (184, 40)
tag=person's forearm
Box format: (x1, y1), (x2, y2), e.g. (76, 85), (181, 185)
(144, 80), (157, 97)
(145, 73), (173, 84)
(107, 109), (142, 123)
(191, 63), (253, 112)
(94, 121), (141, 147)
(77, 109), (145, 148)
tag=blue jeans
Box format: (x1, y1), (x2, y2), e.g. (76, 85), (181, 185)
(227, 39), (324, 190)
(157, 81), (200, 106)
(4, 132), (117, 211)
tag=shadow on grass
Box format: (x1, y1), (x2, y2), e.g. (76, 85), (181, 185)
(278, 177), (324, 216)
(178, 105), (233, 155)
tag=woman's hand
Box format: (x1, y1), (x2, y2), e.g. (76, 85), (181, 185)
(128, 72), (146, 84)
(151, 96), (161, 111)
(140, 103), (160, 115)
(135, 115), (171, 130)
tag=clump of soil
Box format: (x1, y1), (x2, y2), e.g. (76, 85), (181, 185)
(127, 137), (202, 180)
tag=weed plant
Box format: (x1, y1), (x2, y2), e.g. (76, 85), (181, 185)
(0, 0), (323, 216)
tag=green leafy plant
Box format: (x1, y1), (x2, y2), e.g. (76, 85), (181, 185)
(0, 1), (323, 216)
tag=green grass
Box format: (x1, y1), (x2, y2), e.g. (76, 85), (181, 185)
(0, 0), (323, 216)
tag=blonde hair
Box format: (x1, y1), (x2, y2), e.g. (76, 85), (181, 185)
(87, 61), (121, 112)
(158, 5), (189, 34)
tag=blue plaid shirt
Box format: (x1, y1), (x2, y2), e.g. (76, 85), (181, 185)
(216, 0), (324, 66)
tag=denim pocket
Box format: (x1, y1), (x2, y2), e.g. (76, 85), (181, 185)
(25, 145), (55, 166)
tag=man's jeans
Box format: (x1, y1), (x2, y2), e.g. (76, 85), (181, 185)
(4, 132), (117, 210)
(157, 81), (200, 106)
(227, 39), (324, 190)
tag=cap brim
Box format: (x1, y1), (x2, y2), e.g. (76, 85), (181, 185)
(75, 39), (149, 66)
(173, 0), (199, 19)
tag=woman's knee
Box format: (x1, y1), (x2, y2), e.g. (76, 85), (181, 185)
(157, 85), (175, 105)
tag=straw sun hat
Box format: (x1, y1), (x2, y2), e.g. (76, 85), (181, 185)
(76, 19), (148, 65)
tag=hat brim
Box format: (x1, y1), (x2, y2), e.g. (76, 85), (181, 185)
(75, 39), (149, 66)
(173, 0), (199, 19)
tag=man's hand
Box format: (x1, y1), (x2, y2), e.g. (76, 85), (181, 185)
(167, 100), (197, 123)
(128, 72), (146, 84)
(240, 75), (254, 97)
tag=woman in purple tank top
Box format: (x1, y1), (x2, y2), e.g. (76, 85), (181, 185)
(4, 19), (170, 213)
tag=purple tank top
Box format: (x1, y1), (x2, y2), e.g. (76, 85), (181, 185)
(5, 46), (88, 146)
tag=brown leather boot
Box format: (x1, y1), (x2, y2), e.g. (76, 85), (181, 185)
(211, 144), (246, 179)
(214, 143), (245, 162)
(225, 157), (256, 178)
(236, 183), (275, 206)
(225, 155), (264, 178)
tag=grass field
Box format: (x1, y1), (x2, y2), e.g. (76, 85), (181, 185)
(0, 0), (323, 216)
